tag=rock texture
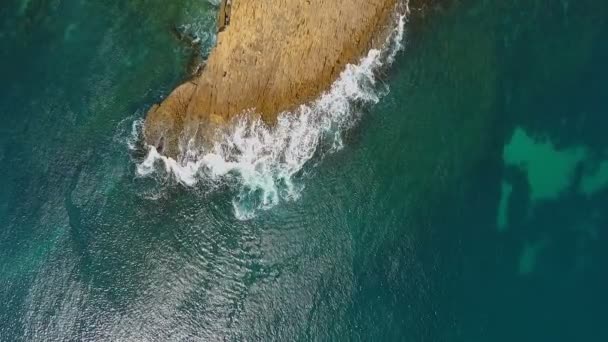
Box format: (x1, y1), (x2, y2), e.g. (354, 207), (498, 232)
(145, 0), (400, 157)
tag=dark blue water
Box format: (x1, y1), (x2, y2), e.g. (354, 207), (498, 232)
(1, 0), (607, 340)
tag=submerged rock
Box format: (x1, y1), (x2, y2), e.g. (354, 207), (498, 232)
(144, 0), (401, 158)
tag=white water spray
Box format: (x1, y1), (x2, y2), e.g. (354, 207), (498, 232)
(135, 10), (409, 220)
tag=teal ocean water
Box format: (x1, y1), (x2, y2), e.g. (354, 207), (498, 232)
(1, 0), (607, 340)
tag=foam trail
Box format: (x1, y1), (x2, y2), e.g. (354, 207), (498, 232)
(135, 10), (409, 220)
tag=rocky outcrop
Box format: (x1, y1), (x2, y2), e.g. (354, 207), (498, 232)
(144, 0), (400, 157)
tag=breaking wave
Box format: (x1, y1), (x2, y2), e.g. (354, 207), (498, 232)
(134, 9), (409, 220)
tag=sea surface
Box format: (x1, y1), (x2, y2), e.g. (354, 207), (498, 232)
(1, 0), (607, 340)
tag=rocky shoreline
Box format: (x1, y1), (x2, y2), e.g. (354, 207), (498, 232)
(144, 0), (402, 158)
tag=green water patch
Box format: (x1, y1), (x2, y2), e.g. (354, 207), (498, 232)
(518, 238), (549, 276)
(503, 127), (587, 202)
(580, 159), (608, 195)
(503, 127), (608, 202)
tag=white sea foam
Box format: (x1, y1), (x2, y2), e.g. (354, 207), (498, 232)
(135, 10), (409, 220)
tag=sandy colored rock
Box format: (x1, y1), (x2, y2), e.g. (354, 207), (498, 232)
(145, 0), (400, 157)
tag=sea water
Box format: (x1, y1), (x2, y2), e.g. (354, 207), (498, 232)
(1, 0), (607, 340)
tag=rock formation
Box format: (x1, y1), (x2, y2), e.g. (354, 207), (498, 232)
(144, 0), (401, 158)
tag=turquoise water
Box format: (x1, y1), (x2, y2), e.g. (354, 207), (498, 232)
(1, 0), (607, 340)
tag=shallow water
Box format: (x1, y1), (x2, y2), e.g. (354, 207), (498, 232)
(1, 0), (607, 340)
